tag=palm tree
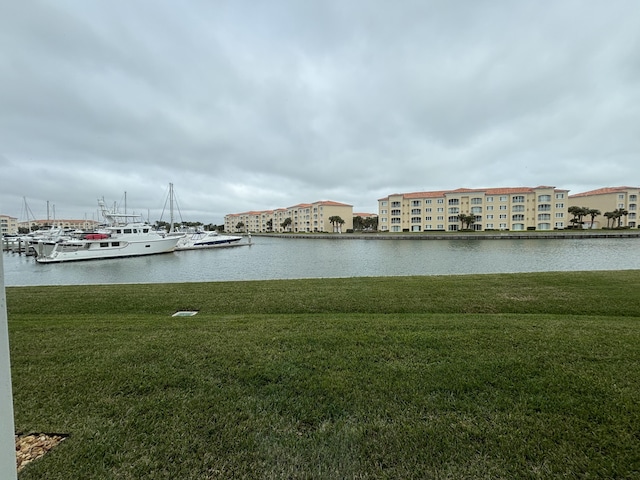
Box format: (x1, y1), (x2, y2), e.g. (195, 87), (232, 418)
(457, 213), (475, 230)
(328, 216), (345, 233)
(568, 206), (588, 228)
(586, 209), (601, 229)
(235, 221), (245, 233)
(280, 217), (292, 232)
(614, 208), (629, 228)
(604, 212), (616, 228)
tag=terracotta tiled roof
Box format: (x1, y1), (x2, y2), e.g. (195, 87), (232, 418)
(381, 186), (562, 200)
(569, 186), (638, 198)
(315, 200), (353, 207)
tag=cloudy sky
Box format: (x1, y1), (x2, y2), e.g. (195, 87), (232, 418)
(1, 1), (639, 225)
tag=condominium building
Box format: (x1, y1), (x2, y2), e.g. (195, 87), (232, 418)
(17, 219), (100, 231)
(225, 200), (354, 233)
(0, 215), (18, 235)
(378, 186), (569, 232)
(568, 186), (639, 228)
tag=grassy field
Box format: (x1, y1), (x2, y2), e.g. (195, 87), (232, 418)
(7, 271), (640, 479)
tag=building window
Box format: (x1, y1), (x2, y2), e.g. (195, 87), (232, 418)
(619, 194), (625, 199)
(538, 195), (551, 202)
(448, 207), (459, 214)
(499, 223), (507, 229)
(512, 196), (525, 203)
(499, 196), (507, 202)
(486, 196), (494, 202)
(437, 207), (444, 213)
(411, 200), (421, 207)
(499, 214), (507, 219)
(471, 207), (482, 214)
(448, 199), (459, 205)
(538, 223), (551, 230)
(448, 224), (459, 231)
(437, 199), (444, 204)
(630, 195), (637, 201)
(512, 214), (525, 221)
(486, 223), (494, 229)
(425, 208), (432, 212)
(499, 205), (507, 210)
(411, 209), (421, 214)
(391, 218), (401, 224)
(381, 201), (388, 206)
(437, 216), (444, 221)
(486, 214), (494, 220)
(555, 222), (564, 228)
(391, 201), (401, 208)
(425, 216), (432, 221)
(538, 204), (551, 211)
(426, 199), (432, 204)
(538, 214), (551, 220)
(471, 197), (482, 204)
(448, 216), (460, 222)
(437, 224), (444, 229)
(555, 212), (564, 218)
(411, 217), (421, 223)
(391, 209), (401, 215)
(512, 223), (525, 231)
(411, 225), (421, 232)
(380, 209), (387, 214)
(556, 203), (564, 209)
(512, 205), (524, 212)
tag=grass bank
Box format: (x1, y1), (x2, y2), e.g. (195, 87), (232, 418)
(7, 271), (640, 479)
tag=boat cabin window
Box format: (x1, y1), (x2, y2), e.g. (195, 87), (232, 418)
(124, 229), (132, 234)
(143, 228), (149, 233)
(112, 242), (120, 247)
(100, 242), (109, 247)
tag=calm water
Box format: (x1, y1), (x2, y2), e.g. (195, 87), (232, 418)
(3, 236), (640, 286)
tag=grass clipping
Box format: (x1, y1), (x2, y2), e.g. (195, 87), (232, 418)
(16, 433), (67, 472)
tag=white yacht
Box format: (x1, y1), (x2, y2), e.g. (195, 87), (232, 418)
(174, 230), (244, 250)
(35, 200), (182, 263)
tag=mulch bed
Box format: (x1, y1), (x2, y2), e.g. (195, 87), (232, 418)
(15, 433), (67, 472)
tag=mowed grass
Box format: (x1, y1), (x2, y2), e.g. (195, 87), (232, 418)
(7, 271), (640, 479)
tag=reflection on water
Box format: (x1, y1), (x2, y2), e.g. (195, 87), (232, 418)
(3, 236), (640, 286)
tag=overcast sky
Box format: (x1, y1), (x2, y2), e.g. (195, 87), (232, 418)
(1, 1), (639, 224)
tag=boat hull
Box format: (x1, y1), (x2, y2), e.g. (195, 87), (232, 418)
(35, 236), (181, 263)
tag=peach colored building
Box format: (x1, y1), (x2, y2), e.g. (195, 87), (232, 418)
(568, 186), (639, 228)
(0, 215), (18, 235)
(225, 200), (353, 233)
(378, 186), (569, 232)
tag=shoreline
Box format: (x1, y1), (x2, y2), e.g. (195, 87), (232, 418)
(252, 231), (640, 240)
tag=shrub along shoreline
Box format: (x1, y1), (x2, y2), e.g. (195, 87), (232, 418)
(7, 271), (640, 479)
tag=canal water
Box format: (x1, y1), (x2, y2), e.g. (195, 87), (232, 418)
(3, 235), (640, 286)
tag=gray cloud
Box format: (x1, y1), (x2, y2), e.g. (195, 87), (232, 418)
(1, 0), (639, 224)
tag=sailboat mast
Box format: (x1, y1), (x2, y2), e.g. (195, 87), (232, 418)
(169, 183), (174, 233)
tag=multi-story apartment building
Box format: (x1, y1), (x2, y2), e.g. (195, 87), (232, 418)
(568, 186), (639, 228)
(0, 215), (18, 235)
(225, 200), (353, 233)
(17, 219), (100, 231)
(378, 186), (569, 232)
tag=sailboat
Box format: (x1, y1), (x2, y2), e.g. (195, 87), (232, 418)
(164, 183), (245, 251)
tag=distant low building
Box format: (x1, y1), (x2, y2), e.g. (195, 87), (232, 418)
(0, 215), (18, 235)
(378, 186), (569, 232)
(225, 200), (353, 233)
(568, 186), (639, 228)
(17, 219), (101, 232)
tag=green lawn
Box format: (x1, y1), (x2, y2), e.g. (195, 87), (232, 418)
(7, 271), (640, 479)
